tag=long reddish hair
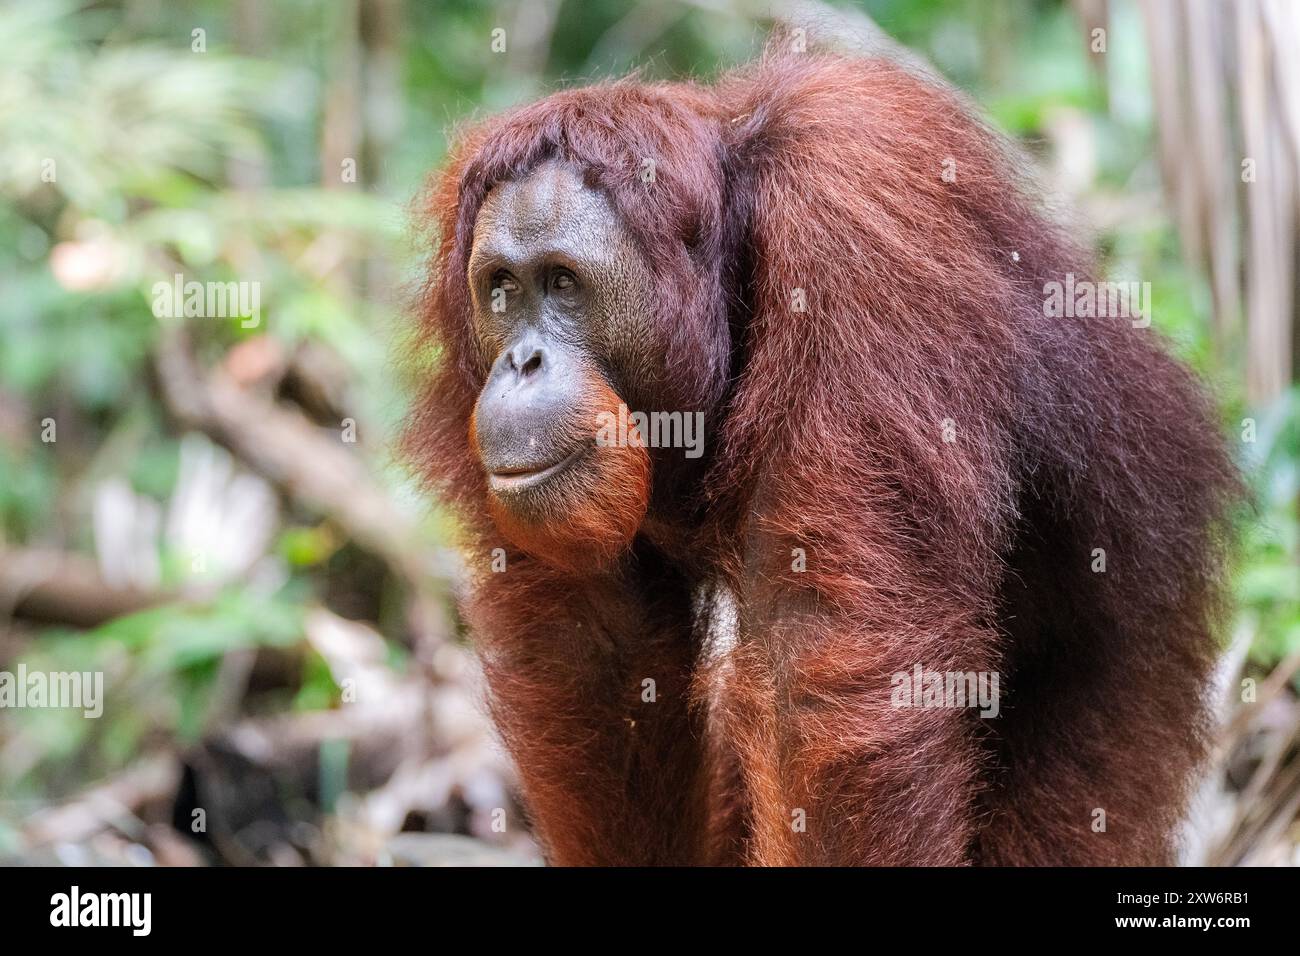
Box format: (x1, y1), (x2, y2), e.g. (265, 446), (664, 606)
(406, 46), (1240, 866)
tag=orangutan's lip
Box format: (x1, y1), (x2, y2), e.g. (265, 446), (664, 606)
(488, 446), (586, 493)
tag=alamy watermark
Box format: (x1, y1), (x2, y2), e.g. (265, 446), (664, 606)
(1043, 273), (1150, 328)
(50, 886), (150, 936)
(890, 663), (1000, 719)
(0, 665), (103, 718)
(595, 403), (704, 459)
(152, 273), (260, 328)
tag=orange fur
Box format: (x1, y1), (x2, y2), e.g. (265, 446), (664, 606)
(407, 47), (1240, 866)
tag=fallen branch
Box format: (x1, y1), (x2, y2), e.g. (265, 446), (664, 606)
(1218, 646), (1300, 753)
(21, 752), (181, 848)
(153, 325), (459, 650)
(0, 547), (171, 628)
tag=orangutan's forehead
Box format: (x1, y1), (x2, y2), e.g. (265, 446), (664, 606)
(473, 162), (616, 253)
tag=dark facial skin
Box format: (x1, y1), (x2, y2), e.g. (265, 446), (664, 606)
(468, 162), (659, 503)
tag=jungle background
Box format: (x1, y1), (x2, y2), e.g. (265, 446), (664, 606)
(1, 0), (1297, 866)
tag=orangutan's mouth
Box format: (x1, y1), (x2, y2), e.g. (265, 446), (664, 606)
(488, 445), (586, 493)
